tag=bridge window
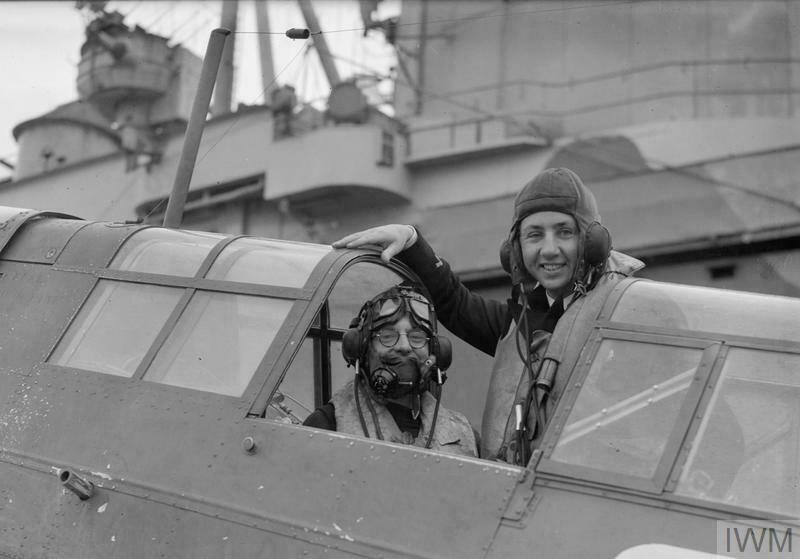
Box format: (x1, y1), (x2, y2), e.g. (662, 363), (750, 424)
(143, 292), (293, 397)
(541, 334), (716, 491)
(674, 348), (800, 517)
(50, 280), (182, 377)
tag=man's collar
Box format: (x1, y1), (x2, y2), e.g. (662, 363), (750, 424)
(546, 292), (573, 308)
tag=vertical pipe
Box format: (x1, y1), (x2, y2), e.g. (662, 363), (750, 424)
(214, 0), (238, 116)
(297, 0), (341, 88)
(163, 28), (231, 229)
(254, 0), (277, 100)
(497, 1), (510, 111)
(414, 0), (428, 115)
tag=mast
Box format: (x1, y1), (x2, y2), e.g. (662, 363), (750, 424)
(254, 0), (277, 99)
(297, 0), (341, 88)
(213, 0), (238, 115)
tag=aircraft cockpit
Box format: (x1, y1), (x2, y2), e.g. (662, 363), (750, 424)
(1, 207), (798, 558)
(47, 226), (333, 398)
(536, 278), (800, 519)
(2, 209), (531, 558)
(22, 216), (420, 417)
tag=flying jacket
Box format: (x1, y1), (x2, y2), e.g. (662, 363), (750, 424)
(332, 378), (478, 457)
(398, 231), (562, 355)
(398, 232), (644, 460)
(483, 250), (645, 460)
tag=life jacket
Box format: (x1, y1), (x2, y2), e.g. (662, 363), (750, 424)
(481, 250), (644, 462)
(332, 378), (478, 457)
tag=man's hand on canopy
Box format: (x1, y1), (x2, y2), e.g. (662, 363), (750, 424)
(332, 224), (416, 263)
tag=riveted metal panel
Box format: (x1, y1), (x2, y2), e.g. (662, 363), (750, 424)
(0, 261), (96, 376)
(487, 483), (724, 559)
(0, 208), (81, 258)
(57, 222), (148, 269)
(4, 364), (520, 559)
(0, 217), (89, 264)
(0, 456), (367, 559)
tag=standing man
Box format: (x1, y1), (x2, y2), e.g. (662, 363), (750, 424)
(333, 168), (643, 463)
(303, 283), (478, 457)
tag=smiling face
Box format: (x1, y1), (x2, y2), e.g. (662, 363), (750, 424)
(366, 314), (430, 403)
(368, 315), (430, 367)
(518, 211), (580, 299)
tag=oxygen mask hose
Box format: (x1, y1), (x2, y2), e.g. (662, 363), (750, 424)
(369, 354), (421, 399)
(422, 355), (442, 449)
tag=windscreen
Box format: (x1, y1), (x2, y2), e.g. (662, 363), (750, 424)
(549, 338), (706, 480)
(675, 348), (800, 517)
(611, 281), (800, 342)
(143, 292), (294, 396)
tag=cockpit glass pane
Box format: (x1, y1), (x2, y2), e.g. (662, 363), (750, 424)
(143, 292), (293, 396)
(550, 339), (704, 479)
(50, 280), (182, 377)
(328, 263), (406, 329)
(110, 228), (224, 276)
(270, 337), (354, 424)
(205, 238), (331, 287)
(675, 348), (800, 516)
(611, 281), (800, 342)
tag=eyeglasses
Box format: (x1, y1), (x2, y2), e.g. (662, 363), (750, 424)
(373, 329), (430, 349)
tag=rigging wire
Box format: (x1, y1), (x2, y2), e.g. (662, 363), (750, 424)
(229, 31), (800, 215)
(375, 48), (800, 213)
(117, 1), (143, 19)
(570, 137), (800, 213)
(140, 2), (177, 33)
(388, 80), (800, 214)
(94, 1), (800, 221)
(141, 41), (309, 224)
(166, 8), (206, 40)
(98, 164), (146, 220)
(424, 0), (635, 32)
(170, 16), (214, 47)
(229, 0), (636, 37)
(409, 77), (800, 210)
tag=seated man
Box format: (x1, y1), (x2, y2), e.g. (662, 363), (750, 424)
(303, 283), (478, 457)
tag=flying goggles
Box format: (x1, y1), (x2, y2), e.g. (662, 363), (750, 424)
(368, 286), (434, 334)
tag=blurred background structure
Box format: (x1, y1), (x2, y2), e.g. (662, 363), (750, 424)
(1, 1), (798, 423)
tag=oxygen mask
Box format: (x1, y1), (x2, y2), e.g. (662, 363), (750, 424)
(368, 354), (421, 400)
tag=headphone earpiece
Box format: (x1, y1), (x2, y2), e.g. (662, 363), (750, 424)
(583, 221), (612, 268)
(432, 335), (452, 371)
(341, 328), (363, 365)
(499, 238), (512, 274)
(499, 229), (528, 286)
(341, 304), (371, 366)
